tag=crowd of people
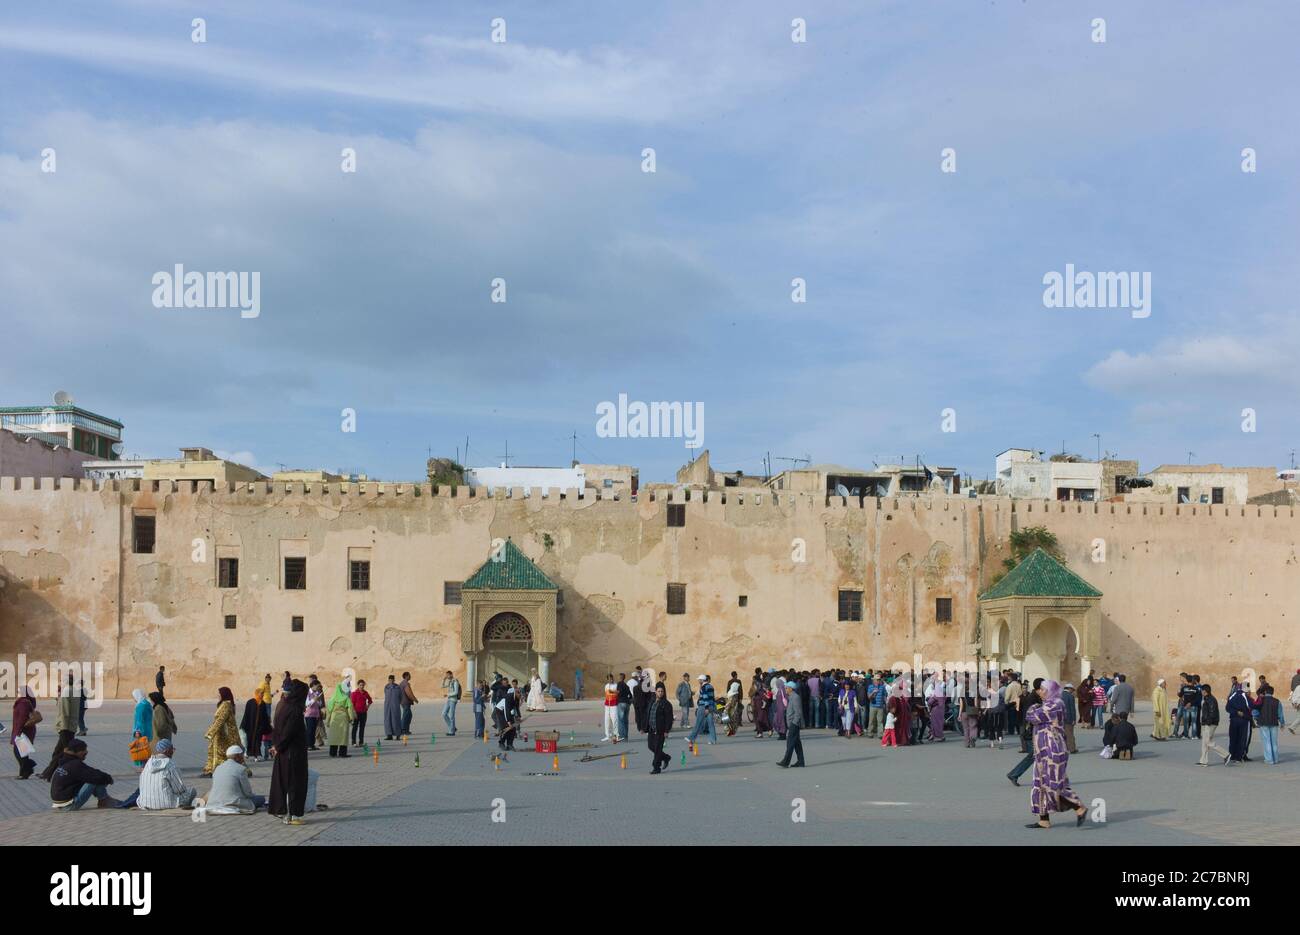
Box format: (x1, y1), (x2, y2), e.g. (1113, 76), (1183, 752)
(8, 661), (1296, 830)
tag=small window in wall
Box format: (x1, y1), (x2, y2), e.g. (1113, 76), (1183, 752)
(132, 514), (156, 554)
(936, 597), (953, 623)
(349, 560), (370, 591)
(838, 589), (863, 622)
(224, 615), (237, 630)
(1211, 487), (1224, 504)
(291, 616), (304, 632)
(444, 581), (462, 605)
(1177, 487), (1191, 504)
(667, 503), (686, 527)
(218, 558), (239, 589)
(284, 557), (307, 590)
(738, 595), (748, 608)
(354, 617), (367, 633)
(666, 583), (687, 614)
(1056, 488), (1071, 501)
(1114, 475), (1128, 495)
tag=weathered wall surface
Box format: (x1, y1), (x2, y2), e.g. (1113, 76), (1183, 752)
(0, 476), (1296, 698)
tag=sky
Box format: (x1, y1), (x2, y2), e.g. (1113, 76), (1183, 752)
(1, 1), (1297, 483)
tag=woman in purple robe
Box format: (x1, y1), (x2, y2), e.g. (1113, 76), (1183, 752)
(926, 676), (946, 741)
(1026, 679), (1087, 829)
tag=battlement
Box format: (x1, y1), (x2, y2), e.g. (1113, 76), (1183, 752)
(1, 474), (1296, 523)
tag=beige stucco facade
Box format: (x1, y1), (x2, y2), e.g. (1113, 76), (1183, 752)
(1, 477), (1296, 699)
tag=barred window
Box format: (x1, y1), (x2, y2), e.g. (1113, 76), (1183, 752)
(936, 597), (953, 623)
(667, 583), (687, 615)
(218, 558), (239, 589)
(291, 616), (304, 632)
(354, 617), (367, 633)
(838, 589), (863, 622)
(224, 615), (237, 630)
(133, 514), (156, 554)
(284, 557), (306, 590)
(349, 560), (370, 591)
(667, 503), (685, 527)
(444, 581), (462, 605)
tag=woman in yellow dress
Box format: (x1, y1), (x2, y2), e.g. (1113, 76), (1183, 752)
(202, 687), (241, 775)
(1151, 678), (1171, 741)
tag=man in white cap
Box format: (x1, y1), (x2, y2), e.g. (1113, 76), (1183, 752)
(137, 738), (197, 809)
(686, 674), (717, 746)
(776, 679), (805, 767)
(208, 745), (265, 813)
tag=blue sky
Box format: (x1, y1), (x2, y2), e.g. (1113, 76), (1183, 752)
(1, 1), (1297, 482)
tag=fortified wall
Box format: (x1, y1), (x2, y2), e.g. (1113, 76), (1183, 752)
(0, 476), (1296, 698)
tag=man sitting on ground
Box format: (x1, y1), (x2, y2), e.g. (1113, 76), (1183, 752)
(50, 739), (121, 810)
(206, 745), (265, 813)
(137, 738), (197, 809)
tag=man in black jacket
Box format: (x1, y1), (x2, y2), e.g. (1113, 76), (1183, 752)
(50, 740), (121, 809)
(646, 684), (674, 774)
(1196, 684), (1229, 765)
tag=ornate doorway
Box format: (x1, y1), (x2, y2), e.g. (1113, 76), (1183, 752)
(481, 612), (534, 686)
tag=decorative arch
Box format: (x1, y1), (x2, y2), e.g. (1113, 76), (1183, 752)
(483, 612), (532, 642)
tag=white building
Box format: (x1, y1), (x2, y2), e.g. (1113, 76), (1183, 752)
(82, 459), (145, 481)
(995, 448), (1101, 501)
(465, 464), (585, 495)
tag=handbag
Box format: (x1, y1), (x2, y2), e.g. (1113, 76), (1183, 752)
(129, 733), (152, 764)
(15, 734), (36, 758)
(1099, 744), (1115, 759)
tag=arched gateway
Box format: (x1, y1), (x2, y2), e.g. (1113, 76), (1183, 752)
(976, 548), (1102, 684)
(459, 539), (559, 690)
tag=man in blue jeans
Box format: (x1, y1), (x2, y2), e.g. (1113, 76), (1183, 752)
(574, 668), (584, 701)
(399, 672), (417, 735)
(50, 739), (121, 809)
(687, 674), (718, 745)
(441, 669), (461, 736)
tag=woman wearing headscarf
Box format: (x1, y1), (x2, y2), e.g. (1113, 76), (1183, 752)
(240, 688), (267, 761)
(131, 688), (153, 742)
(527, 669), (548, 713)
(1225, 680), (1252, 763)
(269, 679), (309, 824)
(770, 671), (788, 739)
(1151, 678), (1171, 741)
(202, 687), (240, 777)
(1077, 676), (1094, 728)
(1025, 679), (1087, 830)
(10, 687), (40, 779)
(150, 691), (177, 743)
(894, 680), (913, 746)
(324, 680), (356, 757)
(750, 668), (771, 738)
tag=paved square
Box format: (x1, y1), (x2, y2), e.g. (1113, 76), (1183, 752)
(3, 699), (1293, 845)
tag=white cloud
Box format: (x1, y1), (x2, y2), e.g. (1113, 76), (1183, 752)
(1085, 336), (1293, 394)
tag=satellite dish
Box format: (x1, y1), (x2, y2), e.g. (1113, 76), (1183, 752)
(111, 442), (124, 456)
(53, 390), (74, 406)
(835, 484), (851, 498)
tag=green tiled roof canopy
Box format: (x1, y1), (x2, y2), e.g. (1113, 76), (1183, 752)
(463, 539), (558, 590)
(979, 548), (1102, 601)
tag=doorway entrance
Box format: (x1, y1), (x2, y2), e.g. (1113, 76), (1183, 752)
(480, 612), (535, 686)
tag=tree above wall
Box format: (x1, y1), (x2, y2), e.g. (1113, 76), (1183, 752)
(988, 525), (1064, 589)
